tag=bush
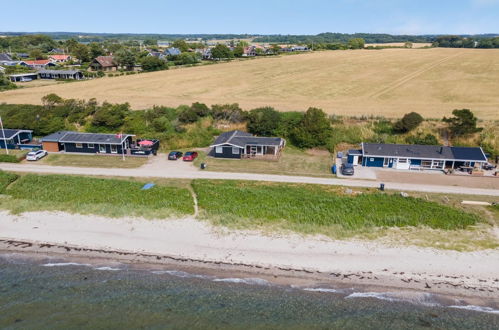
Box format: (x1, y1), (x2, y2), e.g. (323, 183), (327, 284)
(291, 107), (332, 148)
(0, 154), (20, 163)
(406, 133), (439, 145)
(247, 107), (281, 136)
(394, 112), (423, 132)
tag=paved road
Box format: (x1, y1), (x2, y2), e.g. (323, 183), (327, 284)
(1, 160), (498, 197)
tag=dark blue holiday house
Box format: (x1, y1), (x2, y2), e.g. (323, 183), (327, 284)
(0, 129), (39, 149)
(210, 130), (286, 159)
(347, 143), (487, 170)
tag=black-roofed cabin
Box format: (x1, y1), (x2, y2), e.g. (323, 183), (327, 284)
(0, 129), (38, 149)
(41, 131), (134, 155)
(348, 143), (488, 170)
(210, 130), (286, 160)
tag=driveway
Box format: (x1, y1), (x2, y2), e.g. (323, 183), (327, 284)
(1, 159), (499, 196)
(335, 158), (377, 180)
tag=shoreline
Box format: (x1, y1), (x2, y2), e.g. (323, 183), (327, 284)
(1, 210), (498, 304)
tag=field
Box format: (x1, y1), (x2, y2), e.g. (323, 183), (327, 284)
(1, 48), (499, 119)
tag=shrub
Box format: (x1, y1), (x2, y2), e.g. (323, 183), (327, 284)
(291, 107), (332, 148)
(406, 133), (439, 145)
(394, 112), (423, 133)
(247, 107), (281, 136)
(0, 154), (20, 163)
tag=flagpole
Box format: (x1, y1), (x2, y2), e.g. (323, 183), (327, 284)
(0, 116), (8, 155)
(122, 132), (125, 161)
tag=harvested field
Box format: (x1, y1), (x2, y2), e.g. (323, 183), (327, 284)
(1, 48), (499, 119)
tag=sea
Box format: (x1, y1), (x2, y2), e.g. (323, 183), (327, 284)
(1, 253), (498, 329)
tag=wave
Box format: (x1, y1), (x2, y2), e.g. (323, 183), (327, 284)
(42, 262), (91, 267)
(449, 305), (499, 315)
(213, 278), (270, 286)
(346, 291), (439, 307)
(151, 270), (213, 280)
(94, 267), (121, 271)
(303, 288), (342, 293)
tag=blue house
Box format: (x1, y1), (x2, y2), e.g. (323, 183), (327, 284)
(164, 47), (181, 57)
(0, 129), (36, 149)
(210, 130), (286, 159)
(348, 143), (487, 170)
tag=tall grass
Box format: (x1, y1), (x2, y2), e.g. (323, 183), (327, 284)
(192, 180), (480, 231)
(5, 174), (194, 218)
(0, 171), (18, 193)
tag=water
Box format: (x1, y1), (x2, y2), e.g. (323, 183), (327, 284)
(1, 254), (498, 329)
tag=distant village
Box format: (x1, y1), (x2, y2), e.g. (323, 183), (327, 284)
(0, 38), (310, 83)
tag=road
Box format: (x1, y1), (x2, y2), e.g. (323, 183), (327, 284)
(1, 160), (498, 197)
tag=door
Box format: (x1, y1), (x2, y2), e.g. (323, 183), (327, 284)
(111, 145), (118, 154)
(383, 158), (389, 167)
(99, 145), (106, 153)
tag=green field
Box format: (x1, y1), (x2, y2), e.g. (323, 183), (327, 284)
(35, 154), (149, 168)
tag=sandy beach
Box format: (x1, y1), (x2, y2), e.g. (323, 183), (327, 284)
(1, 210), (498, 301)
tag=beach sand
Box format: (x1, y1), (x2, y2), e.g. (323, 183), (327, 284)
(0, 211), (498, 301)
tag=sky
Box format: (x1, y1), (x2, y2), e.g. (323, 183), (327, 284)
(0, 0), (498, 35)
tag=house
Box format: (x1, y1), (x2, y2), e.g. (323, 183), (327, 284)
(0, 53), (12, 61)
(195, 48), (212, 60)
(164, 47), (181, 57)
(243, 46), (257, 57)
(89, 56), (118, 71)
(49, 54), (72, 63)
(0, 60), (27, 67)
(0, 129), (35, 149)
(41, 131), (159, 156)
(8, 73), (39, 82)
(23, 60), (57, 70)
(49, 48), (65, 54)
(348, 143), (488, 170)
(17, 53), (29, 58)
(148, 51), (167, 60)
(38, 69), (83, 80)
(210, 130), (286, 159)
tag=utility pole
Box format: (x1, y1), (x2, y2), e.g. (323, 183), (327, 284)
(0, 116), (9, 155)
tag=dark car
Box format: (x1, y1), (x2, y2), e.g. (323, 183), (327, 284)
(182, 151), (198, 161)
(483, 163), (496, 171)
(168, 151), (183, 160)
(341, 163), (355, 176)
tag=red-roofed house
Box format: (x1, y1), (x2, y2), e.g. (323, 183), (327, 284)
(23, 60), (57, 70)
(48, 54), (72, 63)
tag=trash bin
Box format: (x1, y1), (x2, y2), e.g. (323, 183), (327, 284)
(332, 164), (337, 174)
(379, 183), (385, 191)
(200, 163), (207, 170)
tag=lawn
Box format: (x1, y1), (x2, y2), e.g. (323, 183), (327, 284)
(0, 171), (18, 193)
(35, 154), (149, 168)
(1, 173), (194, 218)
(194, 146), (334, 177)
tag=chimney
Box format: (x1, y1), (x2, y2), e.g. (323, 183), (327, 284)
(439, 147), (443, 154)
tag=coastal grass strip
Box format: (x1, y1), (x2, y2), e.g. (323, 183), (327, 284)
(0, 171), (18, 193)
(4, 174), (194, 218)
(192, 180), (481, 231)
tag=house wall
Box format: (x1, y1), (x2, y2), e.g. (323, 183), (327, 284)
(42, 141), (60, 152)
(213, 144), (242, 159)
(363, 156), (384, 167)
(63, 143), (124, 154)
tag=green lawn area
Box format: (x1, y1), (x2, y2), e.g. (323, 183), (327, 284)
(0, 172), (193, 218)
(194, 146), (334, 177)
(34, 154), (149, 168)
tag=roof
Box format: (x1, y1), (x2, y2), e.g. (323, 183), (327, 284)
(39, 69), (81, 75)
(0, 60), (24, 66)
(348, 149), (362, 155)
(41, 131), (134, 145)
(24, 60), (54, 65)
(49, 48), (65, 53)
(8, 73), (38, 77)
(164, 47), (181, 56)
(0, 129), (32, 140)
(93, 56), (116, 67)
(49, 54), (71, 60)
(362, 143), (487, 162)
(211, 130), (284, 148)
(0, 53), (12, 61)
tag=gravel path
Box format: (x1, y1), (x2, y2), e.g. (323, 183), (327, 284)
(1, 161), (498, 197)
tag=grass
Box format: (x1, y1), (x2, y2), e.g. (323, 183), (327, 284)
(0, 171), (18, 193)
(194, 146), (334, 177)
(192, 180), (481, 231)
(35, 154), (149, 168)
(1, 48), (499, 119)
(0, 149), (29, 163)
(1, 174), (194, 218)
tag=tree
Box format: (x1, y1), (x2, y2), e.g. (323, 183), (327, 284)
(141, 56), (168, 72)
(172, 40), (189, 52)
(247, 107), (281, 136)
(211, 44), (233, 60)
(348, 38), (365, 49)
(271, 44), (282, 54)
(143, 39), (158, 47)
(233, 45), (244, 57)
(0, 72), (16, 91)
(89, 42), (104, 59)
(29, 49), (46, 60)
(41, 93), (63, 108)
(211, 103), (246, 123)
(64, 38), (79, 52)
(393, 112), (424, 132)
(115, 49), (136, 70)
(73, 44), (90, 63)
(291, 107), (332, 148)
(91, 102), (131, 130)
(404, 42), (413, 48)
(175, 53), (200, 65)
(443, 109), (483, 136)
(178, 103), (210, 124)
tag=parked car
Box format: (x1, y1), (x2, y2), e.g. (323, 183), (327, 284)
(483, 163), (496, 170)
(341, 163), (355, 176)
(26, 150), (47, 161)
(182, 151), (198, 161)
(168, 151), (183, 160)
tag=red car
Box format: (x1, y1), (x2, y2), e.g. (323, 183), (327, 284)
(182, 151), (198, 161)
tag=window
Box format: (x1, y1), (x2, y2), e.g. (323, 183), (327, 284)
(398, 158), (408, 163)
(75, 143), (83, 148)
(232, 147), (240, 155)
(215, 146), (223, 154)
(111, 145), (118, 154)
(422, 160), (432, 168)
(370, 158), (374, 161)
(99, 145), (106, 153)
(88, 143), (95, 148)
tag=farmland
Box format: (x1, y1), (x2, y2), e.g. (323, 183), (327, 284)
(1, 48), (499, 119)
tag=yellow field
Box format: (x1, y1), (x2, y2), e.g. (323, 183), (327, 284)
(1, 48), (499, 119)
